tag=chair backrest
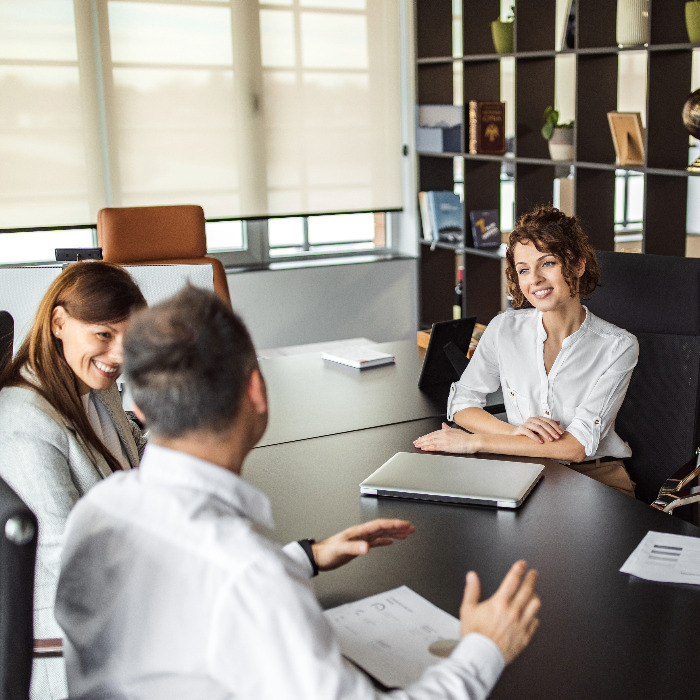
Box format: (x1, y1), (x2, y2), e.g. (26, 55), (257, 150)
(585, 251), (700, 503)
(0, 477), (37, 700)
(97, 205), (231, 305)
(0, 311), (13, 376)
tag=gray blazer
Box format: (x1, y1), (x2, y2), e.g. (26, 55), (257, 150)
(0, 382), (145, 699)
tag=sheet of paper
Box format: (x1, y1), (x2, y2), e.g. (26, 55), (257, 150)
(323, 585), (460, 688)
(620, 530), (700, 585)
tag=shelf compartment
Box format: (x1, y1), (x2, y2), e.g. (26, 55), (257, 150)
(515, 0), (557, 53)
(416, 2), (453, 60)
(515, 163), (558, 219)
(577, 2), (617, 49)
(575, 167), (616, 251)
(417, 155), (455, 192)
(463, 1), (502, 58)
(576, 53), (618, 164)
(644, 173), (688, 256)
(417, 62), (455, 105)
(646, 50), (692, 171)
(516, 56), (555, 160)
(649, 1), (690, 45)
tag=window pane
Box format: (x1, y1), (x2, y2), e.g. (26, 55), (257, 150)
(205, 220), (244, 252)
(260, 10), (295, 68)
(0, 229), (94, 264)
(269, 217), (304, 248)
(260, 0), (402, 217)
(0, 0), (90, 229)
(0, 0), (77, 61)
(300, 13), (368, 69)
(108, 2), (232, 65)
(308, 213), (374, 245)
(112, 67), (238, 210)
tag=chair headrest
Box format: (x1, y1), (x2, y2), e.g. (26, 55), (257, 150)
(97, 205), (207, 262)
(586, 251), (700, 336)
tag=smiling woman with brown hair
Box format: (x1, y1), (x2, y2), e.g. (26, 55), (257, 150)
(0, 261), (147, 699)
(414, 205), (638, 497)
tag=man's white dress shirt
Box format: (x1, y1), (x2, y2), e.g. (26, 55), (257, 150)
(55, 443), (505, 699)
(447, 307), (638, 460)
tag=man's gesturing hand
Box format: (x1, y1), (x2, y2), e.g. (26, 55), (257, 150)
(311, 519), (415, 572)
(459, 560), (541, 664)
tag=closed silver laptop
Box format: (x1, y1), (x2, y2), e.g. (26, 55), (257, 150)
(360, 452), (544, 509)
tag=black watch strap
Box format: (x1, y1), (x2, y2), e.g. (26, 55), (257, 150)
(297, 538), (319, 576)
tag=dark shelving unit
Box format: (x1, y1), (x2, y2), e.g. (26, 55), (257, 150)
(416, 0), (696, 327)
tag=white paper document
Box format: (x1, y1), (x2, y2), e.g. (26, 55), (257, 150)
(323, 585), (460, 688)
(620, 530), (700, 585)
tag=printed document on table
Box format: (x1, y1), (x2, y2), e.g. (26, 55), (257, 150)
(620, 530), (700, 584)
(323, 585), (460, 688)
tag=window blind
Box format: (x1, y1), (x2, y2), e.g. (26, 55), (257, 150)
(0, 0), (402, 229)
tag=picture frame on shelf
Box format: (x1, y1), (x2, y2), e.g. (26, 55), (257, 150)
(607, 111), (645, 167)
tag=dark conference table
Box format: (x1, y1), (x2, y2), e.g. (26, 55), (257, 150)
(246, 343), (700, 699)
(258, 339), (502, 447)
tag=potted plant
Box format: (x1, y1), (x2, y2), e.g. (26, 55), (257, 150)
(541, 106), (574, 161)
(687, 0), (700, 42)
(491, 6), (514, 54)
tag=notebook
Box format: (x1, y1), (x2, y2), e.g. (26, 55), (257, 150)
(359, 452), (544, 509)
(418, 317), (476, 403)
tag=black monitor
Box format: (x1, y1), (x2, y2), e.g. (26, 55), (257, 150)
(418, 317), (476, 404)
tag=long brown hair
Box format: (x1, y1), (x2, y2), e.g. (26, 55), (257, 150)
(0, 261), (146, 473)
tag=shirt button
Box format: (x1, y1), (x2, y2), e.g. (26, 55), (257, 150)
(510, 391), (515, 396)
(594, 419), (600, 425)
(545, 410), (550, 416)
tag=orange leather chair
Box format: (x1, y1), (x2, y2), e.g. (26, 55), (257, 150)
(97, 205), (231, 305)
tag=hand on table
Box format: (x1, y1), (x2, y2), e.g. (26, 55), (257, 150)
(460, 560), (540, 664)
(512, 416), (563, 444)
(311, 519), (415, 572)
(413, 422), (479, 454)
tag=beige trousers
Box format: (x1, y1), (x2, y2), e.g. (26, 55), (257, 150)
(573, 459), (636, 498)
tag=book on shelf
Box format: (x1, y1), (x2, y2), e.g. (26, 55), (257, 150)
(607, 111), (645, 167)
(417, 191), (433, 241)
(468, 209), (501, 248)
(321, 347), (395, 370)
(468, 101), (506, 155)
(418, 191), (463, 244)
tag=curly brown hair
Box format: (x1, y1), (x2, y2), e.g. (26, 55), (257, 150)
(505, 205), (600, 309)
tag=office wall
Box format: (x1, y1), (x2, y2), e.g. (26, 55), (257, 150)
(226, 258), (418, 350)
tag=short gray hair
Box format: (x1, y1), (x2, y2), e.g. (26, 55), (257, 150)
(123, 286), (257, 437)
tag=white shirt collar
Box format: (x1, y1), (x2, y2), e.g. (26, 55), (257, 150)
(139, 443), (275, 531)
(536, 305), (590, 346)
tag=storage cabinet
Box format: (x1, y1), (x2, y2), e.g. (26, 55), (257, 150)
(416, 0), (697, 327)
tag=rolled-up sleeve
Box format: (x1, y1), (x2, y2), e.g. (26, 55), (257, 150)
(447, 317), (502, 422)
(564, 335), (639, 458)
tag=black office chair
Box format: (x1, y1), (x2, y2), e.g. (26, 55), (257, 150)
(0, 311), (13, 376)
(585, 251), (700, 507)
(0, 476), (38, 700)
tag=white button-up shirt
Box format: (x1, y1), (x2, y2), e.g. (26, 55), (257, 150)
(56, 443), (505, 699)
(447, 307), (638, 460)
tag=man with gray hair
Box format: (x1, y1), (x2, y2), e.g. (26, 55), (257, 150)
(55, 286), (540, 699)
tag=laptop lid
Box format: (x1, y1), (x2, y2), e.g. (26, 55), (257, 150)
(418, 318), (476, 403)
(359, 452), (544, 509)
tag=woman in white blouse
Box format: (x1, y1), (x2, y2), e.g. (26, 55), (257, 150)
(414, 204), (638, 496)
(0, 261), (147, 699)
